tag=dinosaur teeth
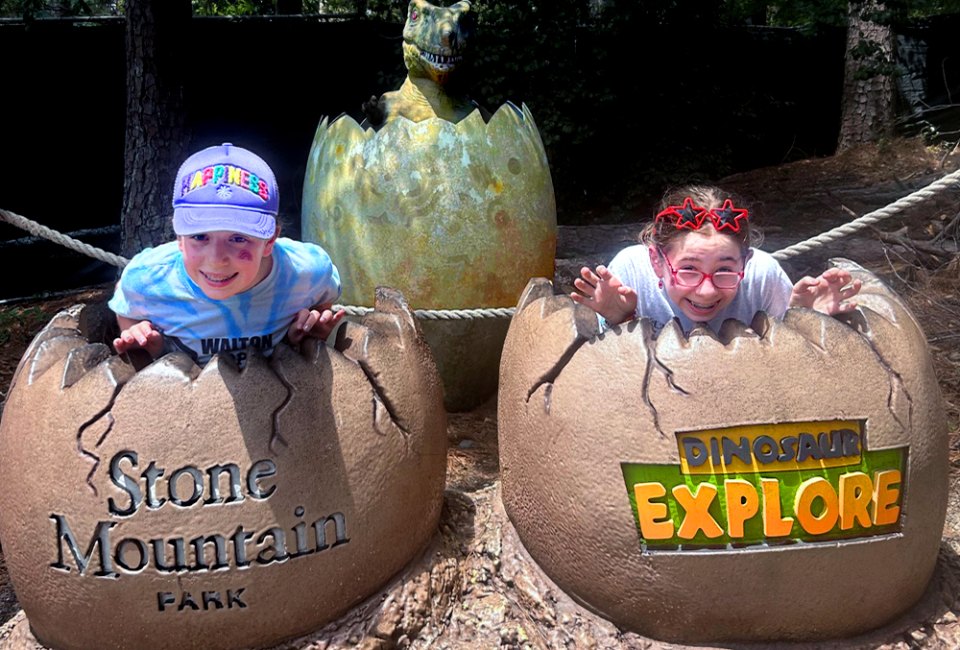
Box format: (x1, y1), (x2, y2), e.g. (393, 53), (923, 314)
(422, 51), (463, 67)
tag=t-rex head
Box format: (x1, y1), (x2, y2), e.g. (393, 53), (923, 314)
(402, 0), (475, 85)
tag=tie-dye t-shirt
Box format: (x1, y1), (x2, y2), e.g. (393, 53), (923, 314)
(108, 238), (341, 367)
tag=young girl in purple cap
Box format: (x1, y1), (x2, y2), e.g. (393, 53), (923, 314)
(571, 185), (862, 331)
(109, 143), (345, 368)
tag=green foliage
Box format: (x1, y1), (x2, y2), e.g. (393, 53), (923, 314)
(0, 0), (121, 18)
(458, 0), (789, 214)
(7, 0), (960, 220)
(344, 0), (407, 21)
(189, 0), (367, 15)
(732, 0), (960, 31)
(0, 306), (47, 347)
(192, 0), (275, 16)
(907, 0), (960, 17)
(849, 32), (898, 78)
(186, 0), (362, 16)
(762, 0), (847, 31)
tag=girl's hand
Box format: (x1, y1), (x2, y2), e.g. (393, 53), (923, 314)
(571, 265), (638, 326)
(789, 267), (862, 316)
(114, 319), (164, 357)
(287, 305), (347, 344)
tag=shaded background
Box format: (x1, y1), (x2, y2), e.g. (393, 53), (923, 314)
(2, 13), (959, 299)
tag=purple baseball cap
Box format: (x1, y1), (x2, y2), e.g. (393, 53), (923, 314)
(172, 143), (279, 239)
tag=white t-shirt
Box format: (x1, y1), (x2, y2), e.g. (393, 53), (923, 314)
(606, 244), (792, 333)
(109, 238), (341, 367)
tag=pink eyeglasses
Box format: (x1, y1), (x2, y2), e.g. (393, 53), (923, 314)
(658, 248), (745, 289)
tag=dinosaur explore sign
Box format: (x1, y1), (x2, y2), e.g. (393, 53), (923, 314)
(499, 269), (945, 641)
(621, 420), (906, 549)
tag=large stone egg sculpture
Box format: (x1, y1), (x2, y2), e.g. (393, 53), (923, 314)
(0, 288), (446, 650)
(498, 259), (947, 643)
(302, 105), (556, 411)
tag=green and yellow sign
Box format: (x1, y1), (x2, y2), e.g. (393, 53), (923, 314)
(622, 420), (905, 550)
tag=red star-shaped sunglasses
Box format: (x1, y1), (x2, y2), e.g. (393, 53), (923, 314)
(655, 197), (749, 232)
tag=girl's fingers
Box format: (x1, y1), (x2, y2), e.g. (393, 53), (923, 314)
(296, 310), (314, 332)
(573, 278), (596, 296)
(822, 268), (849, 284)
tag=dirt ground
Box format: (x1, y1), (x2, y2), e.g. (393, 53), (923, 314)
(2, 136), (960, 647)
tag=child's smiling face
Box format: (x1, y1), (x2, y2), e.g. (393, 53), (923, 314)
(178, 231), (276, 300)
(649, 229), (746, 323)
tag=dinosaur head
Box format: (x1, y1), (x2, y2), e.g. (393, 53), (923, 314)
(402, 0), (474, 85)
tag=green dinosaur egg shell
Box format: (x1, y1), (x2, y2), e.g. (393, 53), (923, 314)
(301, 103), (557, 309)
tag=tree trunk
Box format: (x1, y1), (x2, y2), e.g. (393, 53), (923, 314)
(120, 0), (191, 257)
(837, 0), (895, 152)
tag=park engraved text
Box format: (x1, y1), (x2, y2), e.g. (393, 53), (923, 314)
(49, 449), (349, 579)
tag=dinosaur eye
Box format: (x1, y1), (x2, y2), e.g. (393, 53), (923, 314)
(410, 9), (418, 21)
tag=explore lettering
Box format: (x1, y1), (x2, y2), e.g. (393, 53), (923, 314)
(49, 450), (349, 579)
(632, 470), (901, 544)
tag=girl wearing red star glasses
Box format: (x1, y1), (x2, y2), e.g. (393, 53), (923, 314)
(572, 185), (862, 331)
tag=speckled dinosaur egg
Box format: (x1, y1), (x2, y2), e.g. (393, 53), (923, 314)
(0, 289), (446, 650)
(498, 259), (947, 642)
(301, 104), (557, 410)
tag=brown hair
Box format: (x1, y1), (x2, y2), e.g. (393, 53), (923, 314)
(639, 185), (762, 254)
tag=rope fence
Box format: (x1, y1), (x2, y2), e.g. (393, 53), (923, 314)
(0, 208), (128, 268)
(770, 166), (960, 261)
(3, 165), (960, 318)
